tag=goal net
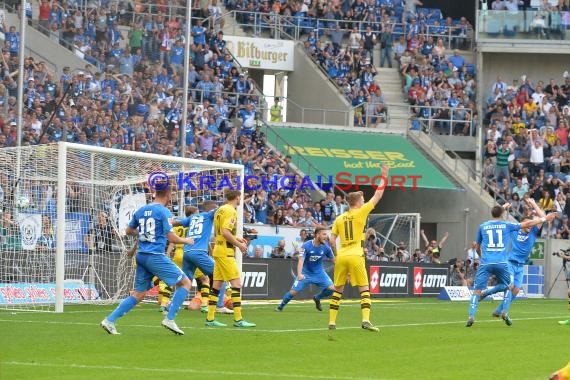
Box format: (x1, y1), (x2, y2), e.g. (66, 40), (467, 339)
(0, 142), (244, 312)
(367, 213), (421, 256)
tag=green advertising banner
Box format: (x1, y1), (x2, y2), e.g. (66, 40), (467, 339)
(267, 127), (456, 190)
(530, 241), (544, 260)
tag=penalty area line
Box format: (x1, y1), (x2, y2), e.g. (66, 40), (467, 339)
(0, 361), (379, 380)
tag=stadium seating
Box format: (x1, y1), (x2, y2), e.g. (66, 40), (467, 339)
(0, 5), (327, 228)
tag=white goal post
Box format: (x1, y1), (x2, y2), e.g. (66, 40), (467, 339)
(0, 142), (244, 312)
(367, 213), (421, 255)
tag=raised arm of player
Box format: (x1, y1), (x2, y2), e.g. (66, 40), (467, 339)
(520, 212), (557, 229)
(370, 164), (390, 206)
(527, 197), (546, 218)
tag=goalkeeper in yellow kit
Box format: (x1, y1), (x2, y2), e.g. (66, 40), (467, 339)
(329, 164), (389, 332)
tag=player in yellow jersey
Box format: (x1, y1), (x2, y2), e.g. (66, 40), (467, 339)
(329, 164), (389, 332)
(205, 190), (256, 328)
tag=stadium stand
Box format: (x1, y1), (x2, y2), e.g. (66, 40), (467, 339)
(289, 2), (474, 128)
(482, 71), (570, 229)
(0, 3), (338, 232)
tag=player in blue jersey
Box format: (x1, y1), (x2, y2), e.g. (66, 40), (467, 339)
(101, 178), (195, 335)
(275, 228), (336, 311)
(466, 203), (556, 327)
(173, 201), (218, 313)
(491, 198), (546, 324)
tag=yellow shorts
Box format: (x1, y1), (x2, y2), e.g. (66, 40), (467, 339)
(334, 255), (368, 287)
(213, 256), (240, 282)
(194, 267), (204, 279)
(172, 249), (183, 269)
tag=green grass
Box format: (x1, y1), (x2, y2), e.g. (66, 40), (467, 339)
(0, 298), (568, 380)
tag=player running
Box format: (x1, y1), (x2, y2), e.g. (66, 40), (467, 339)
(173, 201), (218, 313)
(328, 164), (389, 332)
(101, 178), (194, 335)
(275, 228), (335, 312)
(491, 198), (546, 324)
(466, 203), (556, 327)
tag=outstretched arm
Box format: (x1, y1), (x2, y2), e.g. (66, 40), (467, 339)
(520, 212), (557, 229)
(527, 197), (546, 218)
(439, 231), (449, 248)
(420, 229), (429, 247)
(370, 164), (390, 206)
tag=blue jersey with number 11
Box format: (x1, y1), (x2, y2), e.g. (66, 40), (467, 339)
(128, 203), (173, 255)
(178, 210), (215, 252)
(476, 220), (520, 265)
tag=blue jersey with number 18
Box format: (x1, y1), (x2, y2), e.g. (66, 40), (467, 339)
(476, 220), (520, 265)
(128, 203), (173, 255)
(178, 210), (216, 252)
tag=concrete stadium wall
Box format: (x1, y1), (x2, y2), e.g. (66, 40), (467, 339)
(286, 43), (351, 126)
(375, 188), (493, 262)
(481, 53), (570, 97)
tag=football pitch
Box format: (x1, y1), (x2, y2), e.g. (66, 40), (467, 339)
(0, 298), (568, 380)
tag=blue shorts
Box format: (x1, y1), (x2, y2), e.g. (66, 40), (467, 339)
(134, 253), (186, 292)
(508, 261), (524, 289)
(473, 262), (511, 291)
(183, 250), (214, 279)
(291, 272), (333, 293)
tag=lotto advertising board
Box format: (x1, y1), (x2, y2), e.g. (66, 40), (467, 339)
(242, 259), (448, 300)
(369, 265), (409, 295)
(413, 267), (449, 295)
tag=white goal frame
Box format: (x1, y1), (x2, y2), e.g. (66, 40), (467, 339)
(16, 142), (245, 313)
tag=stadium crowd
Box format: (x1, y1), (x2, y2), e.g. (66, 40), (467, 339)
(296, 0), (473, 129)
(482, 72), (570, 237)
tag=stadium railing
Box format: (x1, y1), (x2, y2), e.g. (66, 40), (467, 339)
(259, 96), (352, 126)
(224, 11), (474, 50)
(406, 104), (477, 136)
(407, 128), (522, 220)
(477, 10), (570, 42)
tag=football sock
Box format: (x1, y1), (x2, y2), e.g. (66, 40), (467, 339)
(107, 295), (138, 322)
(329, 291), (343, 324)
(279, 292), (294, 308)
(207, 287), (220, 321)
(315, 288), (334, 301)
(200, 284), (210, 307)
(231, 287), (243, 321)
(167, 287), (189, 320)
(500, 289), (513, 315)
(360, 290), (371, 322)
(468, 294), (479, 318)
(567, 294), (570, 312)
(217, 282), (227, 308)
